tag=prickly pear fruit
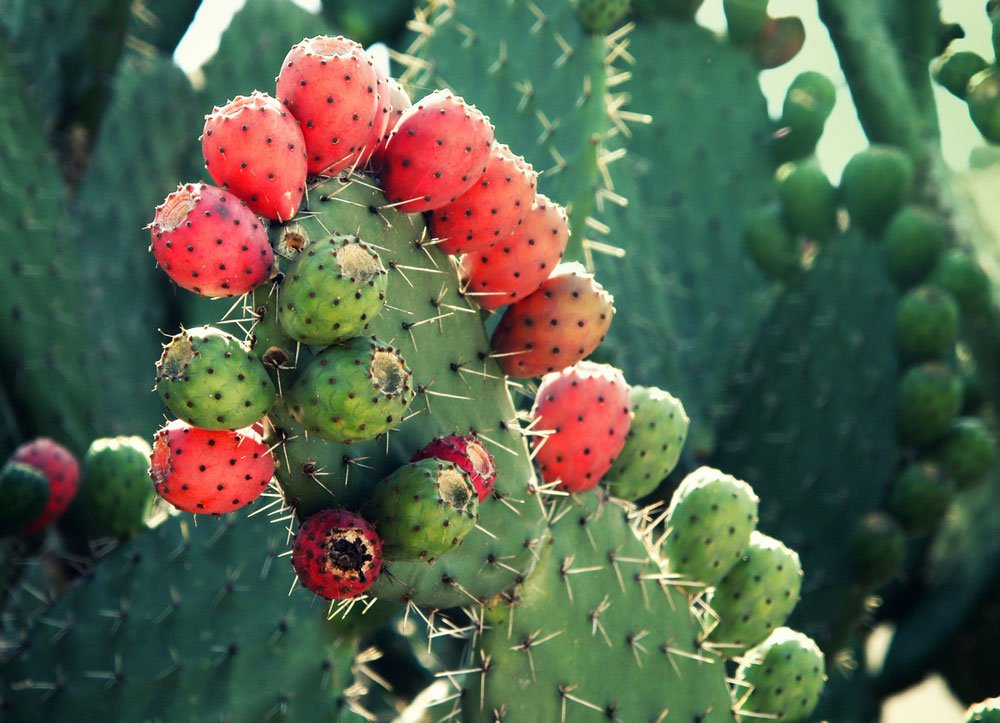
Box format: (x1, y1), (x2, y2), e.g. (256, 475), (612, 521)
(968, 67), (1000, 143)
(459, 195), (568, 310)
(156, 325), (276, 430)
(369, 77), (411, 172)
(744, 204), (801, 281)
(410, 434), (497, 502)
(431, 143), (537, 255)
(530, 361), (632, 493)
(278, 235), (387, 346)
(604, 386), (688, 501)
(70, 436), (154, 537)
(931, 248), (992, 315)
(368, 459), (479, 562)
(841, 145), (915, 236)
(966, 697), (1000, 723)
(724, 0), (769, 45)
(150, 421), (274, 515)
(894, 286), (959, 362)
(776, 160), (837, 242)
(11, 438), (79, 536)
(380, 89), (494, 213)
(849, 511), (905, 586)
(940, 417), (998, 490)
(490, 262), (614, 378)
(735, 628), (826, 723)
(572, 0), (630, 33)
(0, 463), (49, 537)
(358, 61), (392, 168)
(287, 337), (414, 444)
(897, 362), (963, 445)
(753, 16), (805, 69)
(933, 51), (989, 100)
(707, 531), (803, 655)
(292, 508), (382, 599)
(662, 466), (759, 586)
(150, 183), (275, 297)
(774, 70), (837, 160)
(276, 35), (381, 176)
(201, 91), (307, 221)
(884, 206), (948, 287)
(888, 461), (955, 534)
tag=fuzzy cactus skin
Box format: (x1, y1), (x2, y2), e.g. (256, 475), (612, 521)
(292, 507), (383, 599)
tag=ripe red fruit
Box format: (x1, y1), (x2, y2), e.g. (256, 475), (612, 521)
(149, 183), (275, 297)
(201, 91), (307, 221)
(379, 89), (494, 213)
(276, 36), (381, 176)
(369, 77), (412, 172)
(490, 262), (615, 378)
(431, 143), (537, 255)
(292, 508), (383, 599)
(410, 434), (497, 502)
(149, 420), (274, 514)
(460, 195), (569, 310)
(530, 362), (632, 493)
(11, 438), (79, 535)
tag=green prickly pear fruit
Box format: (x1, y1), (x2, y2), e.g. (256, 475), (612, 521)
(931, 249), (993, 316)
(735, 628), (826, 723)
(0, 463), (49, 536)
(933, 51), (989, 100)
(707, 531), (802, 656)
(156, 326), (276, 430)
(744, 205), (801, 282)
(884, 206), (948, 288)
(604, 386), (688, 501)
(632, 0), (703, 20)
(897, 362), (963, 445)
(662, 466), (759, 587)
(841, 145), (914, 236)
(71, 437), (154, 537)
(278, 234), (388, 346)
(724, 0), (769, 45)
(773, 71), (837, 162)
(968, 67), (1000, 143)
(849, 512), (905, 586)
(287, 337), (414, 444)
(940, 417), (998, 490)
(894, 286), (960, 362)
(776, 160), (837, 242)
(962, 361), (986, 415)
(888, 461), (955, 535)
(966, 697), (1000, 723)
(368, 459), (478, 562)
(572, 0), (630, 33)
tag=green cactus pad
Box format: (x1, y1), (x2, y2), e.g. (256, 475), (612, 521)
(632, 0), (704, 20)
(278, 235), (388, 347)
(940, 417), (998, 490)
(1, 507), (360, 720)
(888, 461), (955, 534)
(156, 326), (276, 430)
(287, 337), (414, 444)
(849, 511), (905, 587)
(368, 459), (479, 562)
(662, 466), (760, 587)
(884, 206), (948, 288)
(897, 362), (963, 446)
(777, 160), (838, 242)
(894, 286), (960, 363)
(461, 491), (736, 722)
(0, 462), (49, 537)
(67, 436), (154, 538)
(604, 385), (689, 501)
(735, 627), (826, 723)
(744, 204), (802, 281)
(841, 145), (915, 236)
(724, 0), (769, 45)
(707, 531), (803, 656)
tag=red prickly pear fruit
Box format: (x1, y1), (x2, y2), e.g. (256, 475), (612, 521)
(460, 195), (569, 310)
(12, 438), (79, 535)
(201, 91), (307, 222)
(490, 262), (615, 378)
(430, 143), (538, 255)
(379, 89), (494, 213)
(356, 59), (393, 168)
(276, 36), (381, 176)
(410, 434), (497, 502)
(149, 420), (275, 515)
(149, 183), (275, 297)
(753, 16), (805, 70)
(530, 362), (632, 493)
(369, 77), (412, 172)
(292, 508), (382, 599)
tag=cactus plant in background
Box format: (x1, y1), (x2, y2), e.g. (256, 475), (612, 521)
(2, 0), (1000, 721)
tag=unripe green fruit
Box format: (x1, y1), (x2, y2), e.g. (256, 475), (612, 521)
(894, 286), (959, 362)
(572, 0), (630, 33)
(968, 67), (1000, 144)
(773, 71), (836, 162)
(841, 145), (914, 236)
(897, 362), (962, 445)
(744, 205), (800, 282)
(933, 51), (989, 100)
(940, 417), (997, 490)
(888, 461), (955, 535)
(849, 512), (905, 587)
(73, 437), (155, 538)
(776, 160), (837, 242)
(724, 0), (768, 45)
(884, 206), (948, 288)
(0, 463), (49, 536)
(931, 249), (992, 316)
(736, 628), (826, 723)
